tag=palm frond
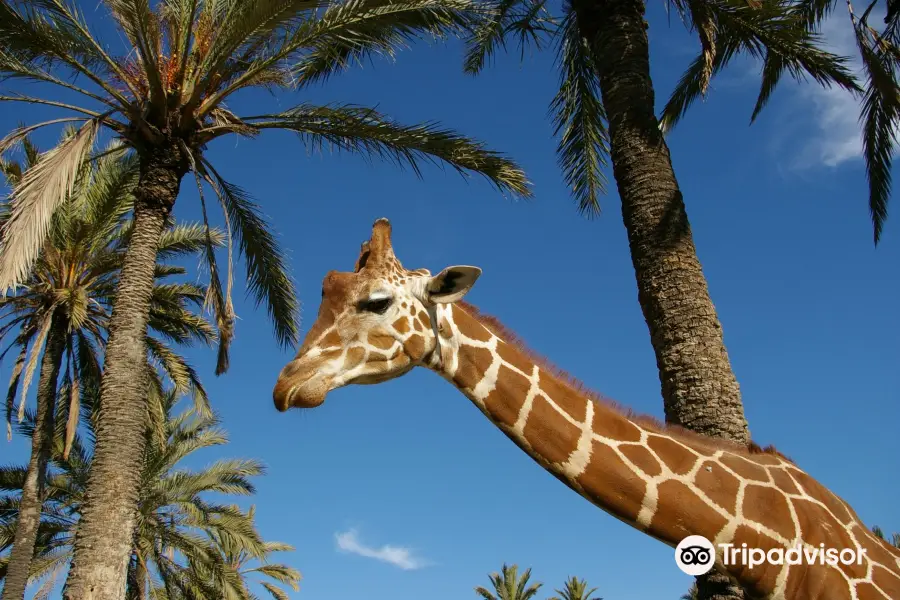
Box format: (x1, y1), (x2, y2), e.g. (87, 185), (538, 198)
(4, 340), (28, 440)
(854, 11), (900, 243)
(246, 102), (531, 197)
(0, 118), (101, 293)
(261, 581), (292, 600)
(18, 310), (56, 422)
(550, 10), (609, 215)
(102, 0), (165, 102)
(199, 0), (481, 113)
(190, 165), (234, 377)
(659, 37), (740, 132)
(660, 0), (860, 132)
(145, 337), (211, 417)
(249, 563), (301, 588)
(157, 223), (226, 259)
(63, 364), (80, 460)
(202, 161), (300, 349)
(462, 0), (555, 74)
(289, 0), (478, 86)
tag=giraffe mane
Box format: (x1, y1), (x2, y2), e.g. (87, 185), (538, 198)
(456, 300), (793, 463)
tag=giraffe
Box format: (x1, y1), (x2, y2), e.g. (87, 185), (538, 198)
(272, 218), (900, 600)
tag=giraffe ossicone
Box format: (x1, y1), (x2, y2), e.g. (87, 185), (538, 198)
(272, 218), (900, 600)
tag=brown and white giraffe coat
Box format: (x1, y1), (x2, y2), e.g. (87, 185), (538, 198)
(272, 218), (900, 600)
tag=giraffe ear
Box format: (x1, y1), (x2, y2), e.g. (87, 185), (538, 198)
(426, 266), (481, 304)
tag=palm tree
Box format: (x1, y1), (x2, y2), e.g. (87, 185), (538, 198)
(466, 0), (857, 445)
(0, 2), (530, 596)
(872, 526), (900, 549)
(0, 134), (218, 600)
(0, 390), (300, 600)
(814, 0), (900, 244)
(548, 576), (601, 600)
(174, 505), (301, 600)
(475, 564), (543, 600)
(464, 2), (858, 599)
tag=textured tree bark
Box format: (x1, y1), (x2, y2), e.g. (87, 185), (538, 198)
(1, 314), (67, 600)
(62, 145), (186, 600)
(575, 0), (749, 445)
(574, 0), (749, 598)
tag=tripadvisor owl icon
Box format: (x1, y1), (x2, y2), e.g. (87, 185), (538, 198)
(675, 535), (716, 576)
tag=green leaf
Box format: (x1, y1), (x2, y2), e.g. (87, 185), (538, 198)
(202, 161), (300, 349)
(247, 102), (532, 197)
(550, 11), (609, 215)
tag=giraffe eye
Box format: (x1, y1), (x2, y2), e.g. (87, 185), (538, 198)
(359, 297), (392, 315)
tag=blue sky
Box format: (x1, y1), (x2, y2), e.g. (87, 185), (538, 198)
(2, 2), (899, 599)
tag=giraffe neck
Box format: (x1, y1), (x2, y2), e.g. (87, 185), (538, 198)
(427, 303), (695, 541)
(423, 302), (900, 600)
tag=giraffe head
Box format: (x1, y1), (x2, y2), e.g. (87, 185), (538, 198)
(273, 218), (481, 411)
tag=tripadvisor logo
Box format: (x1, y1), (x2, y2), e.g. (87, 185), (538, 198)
(675, 536), (716, 576)
(674, 535), (869, 576)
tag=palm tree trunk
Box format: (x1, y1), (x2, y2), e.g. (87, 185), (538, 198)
(574, 0), (748, 598)
(1, 313), (67, 600)
(62, 145), (187, 600)
(575, 0), (750, 445)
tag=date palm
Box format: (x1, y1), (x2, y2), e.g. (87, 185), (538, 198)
(475, 564), (543, 600)
(466, 0), (858, 444)
(0, 134), (218, 600)
(872, 526), (900, 549)
(680, 583), (700, 600)
(465, 1), (858, 599)
(548, 576), (601, 600)
(0, 390), (300, 600)
(169, 505), (301, 600)
(810, 0), (900, 243)
(0, 1), (530, 596)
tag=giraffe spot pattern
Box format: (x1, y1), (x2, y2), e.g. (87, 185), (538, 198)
(452, 346), (494, 392)
(619, 444), (663, 477)
(784, 556), (852, 599)
(650, 480), (729, 543)
(577, 442), (647, 524)
(855, 528), (900, 570)
(539, 375), (586, 423)
(320, 330), (341, 348)
(742, 484), (796, 541)
(871, 565), (900, 598)
(720, 454), (771, 482)
(791, 470), (855, 525)
(768, 468), (801, 495)
(403, 335), (426, 361)
(483, 365), (529, 428)
(522, 395), (581, 465)
(725, 525), (786, 597)
(647, 435), (697, 476)
(693, 460), (740, 513)
(392, 318), (410, 334)
(592, 409), (642, 443)
(345, 347), (365, 369)
(439, 317), (453, 339)
(367, 333), (395, 350)
(495, 340), (534, 374)
(856, 582), (888, 600)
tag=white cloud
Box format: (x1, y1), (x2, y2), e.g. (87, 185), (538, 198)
(789, 11), (880, 169)
(334, 529), (431, 570)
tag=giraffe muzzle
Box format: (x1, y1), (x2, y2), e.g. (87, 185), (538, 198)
(272, 361), (330, 411)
